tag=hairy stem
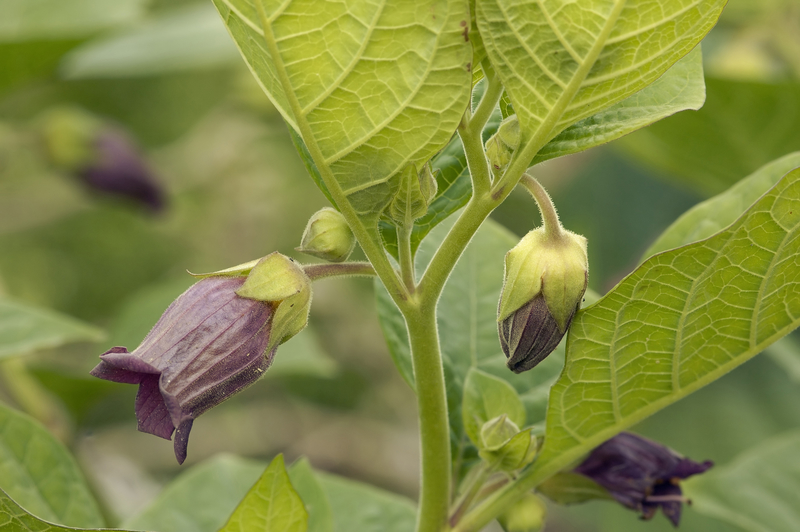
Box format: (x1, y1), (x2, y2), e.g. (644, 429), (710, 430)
(398, 223), (416, 291)
(303, 262), (375, 281)
(404, 303), (452, 532)
(519, 174), (565, 241)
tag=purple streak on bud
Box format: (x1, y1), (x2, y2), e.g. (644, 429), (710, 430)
(499, 295), (573, 373)
(90, 277), (275, 464)
(81, 128), (165, 212)
(574, 432), (713, 527)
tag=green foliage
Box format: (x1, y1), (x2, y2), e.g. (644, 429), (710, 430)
(477, 0), (724, 150)
(688, 431), (800, 532)
(461, 369), (525, 448)
(220, 454), (307, 532)
(0, 488), (120, 532)
(533, 167), (800, 481)
(0, 299), (104, 359)
(0, 404), (103, 528)
(213, 0), (471, 219)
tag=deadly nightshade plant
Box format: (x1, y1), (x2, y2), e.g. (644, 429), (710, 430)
(73, 1), (800, 531)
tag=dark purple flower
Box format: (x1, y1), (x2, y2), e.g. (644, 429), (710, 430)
(81, 128), (165, 212)
(574, 432), (713, 527)
(90, 276), (275, 464)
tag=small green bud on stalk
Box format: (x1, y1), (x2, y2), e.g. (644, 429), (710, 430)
(497, 493), (546, 532)
(498, 176), (588, 373)
(388, 163), (438, 224)
(485, 116), (519, 175)
(297, 207), (356, 262)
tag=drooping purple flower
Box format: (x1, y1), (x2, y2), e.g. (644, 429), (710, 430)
(574, 432), (713, 527)
(90, 276), (275, 464)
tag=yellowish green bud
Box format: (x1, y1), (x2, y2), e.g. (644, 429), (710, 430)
(485, 115), (520, 175)
(498, 493), (546, 532)
(480, 414), (520, 451)
(388, 163), (438, 224)
(297, 207), (355, 263)
(39, 106), (101, 171)
(236, 252), (312, 350)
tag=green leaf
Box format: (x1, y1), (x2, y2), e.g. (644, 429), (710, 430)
(213, 0), (471, 217)
(537, 472), (611, 505)
(532, 166), (800, 483)
(687, 430), (800, 532)
(0, 298), (104, 359)
(0, 404), (104, 528)
(61, 4), (240, 79)
(477, 0), (724, 152)
(532, 47), (706, 165)
(764, 334), (800, 384)
(123, 454), (265, 532)
(287, 459), (334, 532)
(644, 152), (800, 258)
(375, 218), (568, 470)
(0, 487), (128, 532)
(0, 0), (146, 42)
(617, 78), (800, 196)
(220, 454), (307, 532)
(317, 472), (416, 532)
(462, 368), (526, 447)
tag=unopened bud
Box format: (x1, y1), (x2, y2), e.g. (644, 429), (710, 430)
(480, 414), (520, 451)
(297, 207), (355, 262)
(388, 163), (438, 224)
(498, 493), (546, 532)
(498, 226), (588, 373)
(485, 116), (519, 175)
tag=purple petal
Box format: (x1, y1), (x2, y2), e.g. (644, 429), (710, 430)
(135, 374), (174, 440)
(173, 419), (194, 465)
(672, 458), (713, 479)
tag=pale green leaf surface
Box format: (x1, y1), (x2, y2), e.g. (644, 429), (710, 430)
(764, 334), (800, 384)
(214, 0), (472, 215)
(0, 488), (125, 532)
(462, 369), (526, 447)
(376, 218), (568, 461)
(534, 167), (800, 480)
(645, 152), (800, 258)
(0, 298), (104, 359)
(0, 404), (103, 528)
(477, 0), (725, 148)
(317, 472), (416, 532)
(0, 0), (145, 42)
(618, 78), (800, 196)
(61, 4), (239, 79)
(686, 431), (800, 532)
(532, 47), (706, 165)
(220, 454), (307, 532)
(287, 459), (333, 532)
(123, 454), (265, 532)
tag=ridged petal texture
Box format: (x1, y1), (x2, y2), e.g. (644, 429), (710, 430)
(91, 277), (274, 463)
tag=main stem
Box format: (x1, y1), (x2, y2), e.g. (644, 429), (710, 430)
(404, 302), (452, 532)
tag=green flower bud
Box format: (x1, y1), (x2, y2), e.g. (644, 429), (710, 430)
(388, 163), (438, 224)
(480, 414), (520, 451)
(236, 252), (312, 350)
(485, 115), (519, 175)
(297, 207), (355, 262)
(498, 493), (546, 532)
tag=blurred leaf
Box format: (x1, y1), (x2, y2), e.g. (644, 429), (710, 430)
(765, 334), (800, 383)
(687, 431), (800, 532)
(124, 454), (264, 532)
(268, 331), (339, 380)
(0, 298), (104, 358)
(317, 472), (416, 532)
(0, 403), (104, 528)
(376, 218), (567, 469)
(532, 167), (800, 484)
(0, 40), (82, 93)
(531, 47), (706, 165)
(618, 78), (800, 195)
(477, 0), (723, 150)
(537, 472), (610, 505)
(644, 152), (800, 258)
(462, 369), (526, 448)
(61, 4), (240, 79)
(0, 487), (130, 531)
(220, 454), (307, 532)
(213, 0), (471, 219)
(0, 0), (146, 42)
(287, 459), (333, 532)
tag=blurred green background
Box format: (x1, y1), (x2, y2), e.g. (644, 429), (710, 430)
(0, 0), (799, 530)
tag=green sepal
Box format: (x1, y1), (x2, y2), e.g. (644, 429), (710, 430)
(388, 163), (438, 225)
(497, 493), (546, 532)
(236, 253), (312, 350)
(479, 426), (538, 471)
(480, 414), (520, 451)
(498, 228), (588, 332)
(296, 207), (356, 263)
(188, 259), (261, 279)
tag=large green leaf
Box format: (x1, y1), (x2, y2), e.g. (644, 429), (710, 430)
(317, 472), (416, 532)
(0, 488), (128, 532)
(220, 454), (307, 532)
(532, 166), (800, 482)
(687, 431), (800, 532)
(477, 0), (725, 152)
(644, 152), (800, 258)
(0, 298), (104, 359)
(61, 4), (239, 78)
(287, 459), (333, 532)
(213, 0), (472, 217)
(123, 454), (265, 532)
(0, 0), (145, 42)
(618, 78), (800, 196)
(0, 404), (103, 528)
(375, 218), (568, 465)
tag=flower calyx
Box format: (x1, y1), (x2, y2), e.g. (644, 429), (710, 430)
(296, 207), (356, 262)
